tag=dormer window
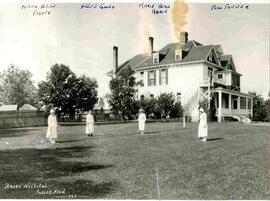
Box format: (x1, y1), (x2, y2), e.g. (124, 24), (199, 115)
(175, 50), (182, 61)
(153, 53), (159, 64)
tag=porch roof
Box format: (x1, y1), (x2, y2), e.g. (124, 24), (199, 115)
(213, 87), (253, 98)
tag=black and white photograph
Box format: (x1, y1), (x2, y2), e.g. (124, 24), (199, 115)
(0, 0), (269, 199)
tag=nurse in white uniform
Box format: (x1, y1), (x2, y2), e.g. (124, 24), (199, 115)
(198, 108), (208, 141)
(138, 109), (146, 134)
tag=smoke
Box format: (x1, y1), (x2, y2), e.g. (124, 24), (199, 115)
(138, 9), (154, 55)
(171, 0), (189, 49)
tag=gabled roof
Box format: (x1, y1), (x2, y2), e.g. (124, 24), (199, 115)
(108, 38), (238, 74)
(113, 42), (215, 72)
(220, 54), (237, 72)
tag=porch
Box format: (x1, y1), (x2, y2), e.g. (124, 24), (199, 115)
(213, 87), (253, 122)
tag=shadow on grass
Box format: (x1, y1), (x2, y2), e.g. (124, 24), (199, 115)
(144, 131), (160, 135)
(207, 137), (224, 141)
(0, 145), (117, 199)
(0, 128), (44, 138)
(56, 139), (82, 143)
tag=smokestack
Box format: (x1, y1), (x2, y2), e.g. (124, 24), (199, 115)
(149, 37), (154, 55)
(180, 31), (188, 47)
(113, 46), (118, 74)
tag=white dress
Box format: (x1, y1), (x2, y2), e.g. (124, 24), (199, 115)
(46, 114), (58, 139)
(138, 113), (146, 131)
(85, 114), (94, 134)
(198, 112), (208, 138)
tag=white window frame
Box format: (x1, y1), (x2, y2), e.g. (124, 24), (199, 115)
(153, 53), (159, 64)
(175, 50), (182, 61)
(139, 71), (144, 87)
(148, 70), (156, 86)
(160, 69), (168, 85)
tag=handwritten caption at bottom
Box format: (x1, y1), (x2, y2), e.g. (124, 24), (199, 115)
(3, 182), (67, 197)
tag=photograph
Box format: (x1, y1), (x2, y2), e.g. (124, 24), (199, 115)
(0, 0), (269, 199)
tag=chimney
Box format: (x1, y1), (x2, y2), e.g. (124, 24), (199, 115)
(113, 46), (118, 74)
(180, 31), (188, 46)
(149, 37), (154, 55)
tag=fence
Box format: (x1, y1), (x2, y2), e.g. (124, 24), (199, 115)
(0, 111), (47, 129)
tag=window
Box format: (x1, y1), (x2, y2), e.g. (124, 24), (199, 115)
(222, 93), (229, 109)
(139, 72), (144, 87)
(140, 95), (145, 100)
(232, 95), (238, 109)
(150, 94), (154, 98)
(159, 69), (168, 85)
(232, 74), (240, 87)
(248, 98), (251, 110)
(175, 50), (182, 61)
(218, 74), (223, 79)
(153, 53), (159, 64)
(148, 71), (156, 86)
(240, 97), (246, 109)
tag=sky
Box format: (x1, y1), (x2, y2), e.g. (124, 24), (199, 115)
(0, 1), (269, 99)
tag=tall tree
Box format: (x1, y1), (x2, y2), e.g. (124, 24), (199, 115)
(75, 75), (98, 112)
(248, 91), (267, 121)
(0, 65), (37, 107)
(38, 64), (98, 118)
(107, 66), (138, 120)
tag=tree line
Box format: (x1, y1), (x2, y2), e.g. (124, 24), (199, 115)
(0, 64), (98, 119)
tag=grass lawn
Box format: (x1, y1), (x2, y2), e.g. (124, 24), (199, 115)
(0, 122), (269, 199)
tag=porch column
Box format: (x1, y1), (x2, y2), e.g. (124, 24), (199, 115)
(246, 97), (248, 111)
(218, 91), (222, 122)
(229, 94), (232, 110)
(237, 96), (241, 114)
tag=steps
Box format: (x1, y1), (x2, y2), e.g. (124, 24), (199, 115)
(232, 115), (251, 124)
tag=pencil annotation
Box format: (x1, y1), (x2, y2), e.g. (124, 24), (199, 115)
(211, 4), (250, 11)
(21, 4), (56, 16)
(80, 3), (115, 9)
(138, 3), (171, 15)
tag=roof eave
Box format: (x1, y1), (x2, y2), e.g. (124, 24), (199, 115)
(134, 60), (206, 71)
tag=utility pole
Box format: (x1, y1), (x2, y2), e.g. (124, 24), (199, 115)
(183, 110), (186, 128)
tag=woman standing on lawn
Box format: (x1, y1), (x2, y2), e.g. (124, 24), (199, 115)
(198, 107), (208, 141)
(138, 109), (146, 134)
(46, 109), (58, 144)
(85, 110), (94, 137)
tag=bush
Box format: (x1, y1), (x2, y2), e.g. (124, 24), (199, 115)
(170, 101), (183, 118)
(139, 98), (158, 118)
(138, 93), (183, 119)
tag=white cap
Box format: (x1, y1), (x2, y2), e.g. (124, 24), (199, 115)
(50, 109), (55, 114)
(199, 108), (204, 112)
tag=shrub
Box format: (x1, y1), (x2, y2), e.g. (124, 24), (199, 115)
(138, 93), (183, 119)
